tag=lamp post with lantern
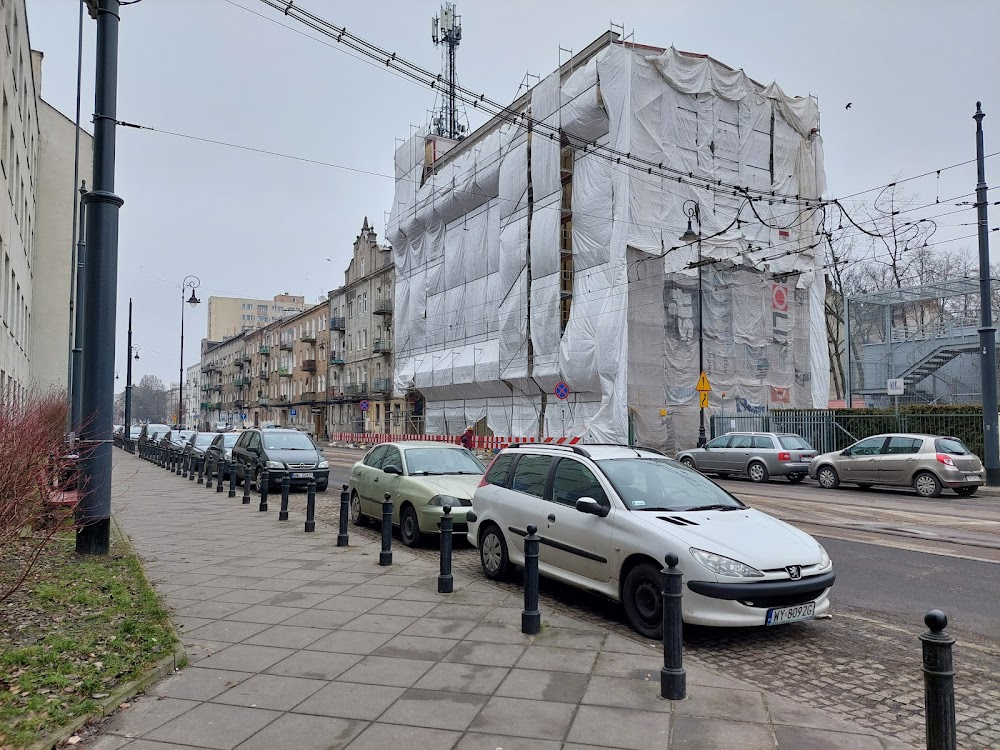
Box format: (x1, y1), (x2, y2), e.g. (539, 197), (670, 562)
(178, 276), (201, 428)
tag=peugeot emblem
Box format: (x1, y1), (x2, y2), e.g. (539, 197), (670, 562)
(786, 565), (801, 580)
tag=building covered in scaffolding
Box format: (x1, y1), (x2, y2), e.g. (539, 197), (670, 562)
(386, 32), (831, 450)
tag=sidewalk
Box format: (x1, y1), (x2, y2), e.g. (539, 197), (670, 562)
(86, 453), (909, 750)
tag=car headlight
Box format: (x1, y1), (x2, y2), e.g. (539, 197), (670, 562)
(318, 460), (329, 469)
(427, 494), (459, 507)
(266, 460), (284, 470)
(689, 548), (764, 578)
(818, 544), (831, 569)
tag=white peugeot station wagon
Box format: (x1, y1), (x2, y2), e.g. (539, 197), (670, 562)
(466, 444), (834, 636)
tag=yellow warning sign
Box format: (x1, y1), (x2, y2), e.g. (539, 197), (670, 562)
(695, 372), (712, 392)
(699, 392), (710, 408)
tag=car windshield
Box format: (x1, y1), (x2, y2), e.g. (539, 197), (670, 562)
(194, 433), (219, 446)
(598, 458), (745, 512)
(262, 432), (315, 450)
(176, 431), (195, 442)
(778, 436), (812, 450)
(128, 427), (142, 438)
(145, 424), (169, 435)
(935, 437), (970, 455)
(405, 447), (486, 475)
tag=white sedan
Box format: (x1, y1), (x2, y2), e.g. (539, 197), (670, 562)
(467, 443), (834, 636)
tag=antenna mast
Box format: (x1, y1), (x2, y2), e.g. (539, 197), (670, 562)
(431, 3), (467, 140)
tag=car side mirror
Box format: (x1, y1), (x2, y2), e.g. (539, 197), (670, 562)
(383, 464), (402, 476)
(841, 449), (851, 456)
(576, 497), (608, 517)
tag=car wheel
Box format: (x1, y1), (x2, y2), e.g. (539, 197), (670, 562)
(234, 469), (243, 488)
(747, 461), (769, 483)
(350, 492), (366, 526)
(914, 471), (943, 498)
(479, 524), (512, 581)
(954, 486), (977, 497)
(399, 505), (422, 548)
(787, 473), (805, 483)
(680, 457), (698, 472)
(817, 465), (840, 489)
(623, 562), (664, 640)
(317, 481), (328, 492)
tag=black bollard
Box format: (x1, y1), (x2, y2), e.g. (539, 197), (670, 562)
(206, 457), (214, 489)
(197, 455), (204, 484)
(920, 609), (956, 750)
(216, 460), (225, 493)
(175, 452), (182, 475)
(278, 474), (291, 520)
(521, 525), (541, 635)
(182, 453), (189, 479)
(228, 463), (237, 497)
(304, 478), (316, 532)
(660, 553), (686, 700)
(189, 454), (195, 481)
(337, 484), (350, 547)
(242, 467), (251, 505)
(258, 469), (269, 512)
(379, 493), (393, 566)
(438, 505), (454, 594)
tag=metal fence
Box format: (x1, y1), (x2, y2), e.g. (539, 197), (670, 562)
(711, 410), (985, 457)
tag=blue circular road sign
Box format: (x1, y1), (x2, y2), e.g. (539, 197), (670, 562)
(359, 399), (370, 412)
(554, 381), (570, 400)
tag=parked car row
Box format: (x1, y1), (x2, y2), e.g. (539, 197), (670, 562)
(349, 440), (835, 636)
(675, 431), (984, 497)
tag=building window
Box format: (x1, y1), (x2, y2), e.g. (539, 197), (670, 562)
(362, 293), (367, 313)
(360, 258), (365, 276)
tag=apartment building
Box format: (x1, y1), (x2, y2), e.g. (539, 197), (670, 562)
(199, 332), (246, 430)
(206, 293), (305, 342)
(327, 218), (407, 435)
(271, 302), (329, 436)
(184, 363), (200, 428)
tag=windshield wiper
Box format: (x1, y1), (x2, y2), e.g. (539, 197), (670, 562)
(447, 471), (482, 475)
(682, 504), (744, 512)
(411, 470), (445, 475)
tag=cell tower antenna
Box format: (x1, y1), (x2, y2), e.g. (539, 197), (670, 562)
(430, 3), (468, 140)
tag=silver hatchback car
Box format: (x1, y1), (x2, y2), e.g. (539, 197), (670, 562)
(676, 432), (816, 483)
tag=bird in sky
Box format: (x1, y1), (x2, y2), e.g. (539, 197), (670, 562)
(845, 103), (853, 110)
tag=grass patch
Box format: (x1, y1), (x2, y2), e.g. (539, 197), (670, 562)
(0, 526), (177, 748)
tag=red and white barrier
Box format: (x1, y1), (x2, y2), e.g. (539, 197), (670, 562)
(329, 432), (582, 450)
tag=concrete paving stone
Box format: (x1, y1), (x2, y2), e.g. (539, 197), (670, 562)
(105, 741), (206, 750)
(379, 688), (488, 731)
(496, 667), (591, 704)
(454, 733), (561, 750)
(669, 714), (777, 750)
(232, 713), (367, 750)
(259, 591), (332, 608)
(601, 633), (661, 655)
(338, 655), (436, 687)
(391, 586), (447, 602)
(444, 641), (526, 668)
(194, 644), (297, 673)
(223, 604), (306, 625)
(367, 598), (439, 617)
(427, 603), (496, 622)
(566, 704), (671, 750)
(318, 572), (380, 584)
(343, 722), (461, 750)
(278, 607), (362, 629)
(148, 668), (254, 702)
(287, 581), (357, 595)
(152, 572), (220, 586)
(592, 650), (661, 680)
(242, 624), (333, 649)
(461, 622), (534, 645)
(400, 617), (478, 640)
(292, 681), (406, 720)
(207, 588), (283, 605)
(172, 600), (253, 620)
(168, 584), (237, 602)
(516, 645), (600, 674)
(532, 627), (607, 651)
(78, 735), (131, 750)
(178, 640), (230, 664)
(684, 662), (756, 690)
(309, 594), (384, 613)
(306, 629), (395, 655)
(674, 684), (769, 724)
(773, 725), (885, 749)
(182, 620), (273, 644)
(211, 673), (326, 711)
(481, 606), (528, 626)
(342, 583), (408, 599)
(469, 696), (577, 741)
(146, 703), (281, 750)
(374, 634), (460, 661)
(765, 693), (882, 735)
(103, 696), (200, 738)
(239, 576), (308, 592)
(172, 616), (215, 632)
(197, 576), (268, 589)
(412, 661), (509, 695)
(580, 675), (671, 713)
(264, 650), (364, 680)
(339, 613), (418, 634)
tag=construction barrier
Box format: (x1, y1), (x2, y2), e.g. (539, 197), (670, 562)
(328, 432), (583, 451)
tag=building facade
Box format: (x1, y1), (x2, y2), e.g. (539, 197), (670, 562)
(199, 332), (245, 430)
(327, 219), (408, 436)
(184, 362), (200, 428)
(206, 293), (305, 342)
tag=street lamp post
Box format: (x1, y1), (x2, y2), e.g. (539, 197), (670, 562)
(178, 276), (201, 428)
(680, 201), (707, 447)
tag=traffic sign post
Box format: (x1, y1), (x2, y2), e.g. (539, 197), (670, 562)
(887, 379), (904, 423)
(694, 371), (712, 448)
(290, 408), (297, 417)
(359, 400), (370, 412)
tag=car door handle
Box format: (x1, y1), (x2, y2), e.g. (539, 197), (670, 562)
(547, 514), (556, 523)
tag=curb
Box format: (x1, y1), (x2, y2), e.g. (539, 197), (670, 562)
(26, 518), (188, 750)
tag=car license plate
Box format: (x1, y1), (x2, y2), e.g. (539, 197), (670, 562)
(292, 472), (312, 479)
(964, 474), (982, 482)
(765, 602), (815, 626)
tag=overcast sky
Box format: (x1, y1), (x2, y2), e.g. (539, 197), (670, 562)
(25, 0), (1000, 387)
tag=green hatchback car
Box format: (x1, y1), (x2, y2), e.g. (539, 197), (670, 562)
(349, 441), (486, 547)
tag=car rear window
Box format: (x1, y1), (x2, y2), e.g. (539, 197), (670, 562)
(511, 455), (552, 498)
(778, 436), (812, 450)
(935, 438), (970, 455)
(484, 454), (515, 487)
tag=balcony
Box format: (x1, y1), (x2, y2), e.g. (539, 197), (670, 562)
(235, 375), (252, 386)
(301, 332), (316, 344)
(374, 298), (393, 316)
(344, 383), (368, 399)
(258, 398), (270, 407)
(202, 363), (220, 374)
(277, 395), (289, 403)
(331, 316), (345, 331)
(243, 352), (253, 363)
(373, 339), (392, 354)
(258, 370), (270, 381)
(301, 359), (317, 373)
(200, 401), (211, 410)
(302, 391), (318, 403)
(279, 340), (293, 351)
(327, 386), (342, 399)
(233, 399), (246, 409)
(372, 377), (392, 393)
(259, 345), (270, 355)
(329, 352), (345, 365)
(278, 368), (292, 378)
(235, 359), (246, 369)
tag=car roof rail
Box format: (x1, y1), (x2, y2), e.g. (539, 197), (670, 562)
(632, 445), (667, 456)
(504, 442), (592, 458)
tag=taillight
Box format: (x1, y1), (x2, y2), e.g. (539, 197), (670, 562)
(777, 452), (791, 462)
(936, 453), (955, 467)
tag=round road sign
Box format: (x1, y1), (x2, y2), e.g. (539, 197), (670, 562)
(554, 381), (570, 400)
(359, 399), (370, 412)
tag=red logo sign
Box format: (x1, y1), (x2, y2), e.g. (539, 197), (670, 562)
(771, 284), (788, 312)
